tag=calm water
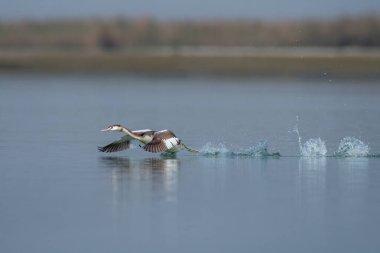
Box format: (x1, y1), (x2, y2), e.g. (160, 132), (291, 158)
(1, 73), (380, 253)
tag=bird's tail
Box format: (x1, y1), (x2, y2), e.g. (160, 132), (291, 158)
(181, 142), (199, 154)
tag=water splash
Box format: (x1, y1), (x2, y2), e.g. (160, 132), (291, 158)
(196, 117), (378, 158)
(334, 137), (370, 157)
(292, 116), (303, 153)
(199, 143), (229, 156)
(200, 141), (280, 157)
(300, 138), (327, 157)
(292, 117), (327, 157)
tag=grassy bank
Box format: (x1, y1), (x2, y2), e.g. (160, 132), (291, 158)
(0, 51), (379, 79)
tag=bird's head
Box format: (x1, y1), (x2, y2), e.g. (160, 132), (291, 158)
(101, 124), (123, 132)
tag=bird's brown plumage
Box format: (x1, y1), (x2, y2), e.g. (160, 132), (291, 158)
(98, 135), (132, 153)
(143, 130), (180, 153)
(99, 128), (182, 153)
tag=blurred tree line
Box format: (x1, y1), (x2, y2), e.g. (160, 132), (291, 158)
(0, 15), (379, 51)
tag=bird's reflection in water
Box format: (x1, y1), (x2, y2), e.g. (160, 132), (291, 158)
(99, 156), (179, 203)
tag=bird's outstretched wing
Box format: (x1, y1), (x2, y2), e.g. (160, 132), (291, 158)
(98, 135), (132, 153)
(143, 130), (180, 153)
(143, 139), (169, 153)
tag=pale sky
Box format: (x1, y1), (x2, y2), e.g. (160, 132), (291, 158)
(1, 0), (379, 20)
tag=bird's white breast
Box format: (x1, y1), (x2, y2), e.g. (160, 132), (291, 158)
(142, 135), (154, 143)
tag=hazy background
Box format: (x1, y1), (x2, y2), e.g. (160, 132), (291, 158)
(1, 0), (380, 78)
(1, 0), (380, 20)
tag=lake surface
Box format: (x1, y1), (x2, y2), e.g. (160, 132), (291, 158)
(1, 73), (380, 253)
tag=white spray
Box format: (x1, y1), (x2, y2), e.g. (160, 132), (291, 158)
(292, 116), (327, 157)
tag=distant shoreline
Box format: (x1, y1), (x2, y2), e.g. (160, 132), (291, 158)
(1, 48), (379, 79)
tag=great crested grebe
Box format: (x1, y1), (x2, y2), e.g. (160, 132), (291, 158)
(98, 124), (198, 154)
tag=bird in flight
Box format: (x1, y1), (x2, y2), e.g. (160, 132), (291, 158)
(98, 124), (198, 154)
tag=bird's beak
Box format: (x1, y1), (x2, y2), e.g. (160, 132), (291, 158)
(101, 128), (110, 132)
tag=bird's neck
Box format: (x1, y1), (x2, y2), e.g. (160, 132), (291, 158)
(121, 127), (144, 141)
